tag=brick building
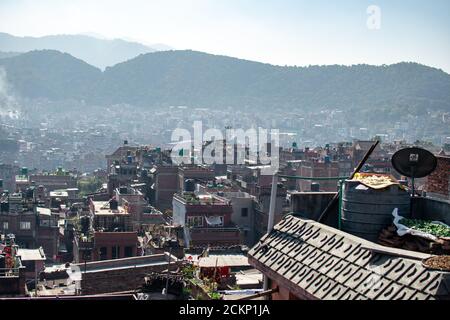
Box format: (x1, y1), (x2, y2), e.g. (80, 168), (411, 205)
(0, 195), (59, 261)
(298, 160), (340, 192)
(73, 200), (138, 263)
(426, 155), (450, 200)
(151, 165), (179, 210)
(178, 166), (215, 191)
(76, 253), (179, 295)
(172, 192), (242, 248)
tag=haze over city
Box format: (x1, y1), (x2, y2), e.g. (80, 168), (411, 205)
(0, 0), (450, 307)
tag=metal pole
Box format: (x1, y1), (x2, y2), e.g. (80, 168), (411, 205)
(35, 264), (38, 297)
(165, 247), (172, 299)
(338, 180), (344, 230)
(263, 173), (278, 295)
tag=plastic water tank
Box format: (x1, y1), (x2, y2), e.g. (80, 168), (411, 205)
(0, 255), (5, 275)
(311, 182), (320, 192)
(184, 179), (195, 192)
(341, 179), (411, 242)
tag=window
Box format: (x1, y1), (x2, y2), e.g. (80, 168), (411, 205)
(99, 247), (108, 260)
(124, 246), (133, 258)
(187, 216), (203, 228)
(2, 221), (8, 230)
(241, 208), (249, 217)
(40, 219), (50, 227)
(112, 246), (120, 259)
(20, 221), (31, 230)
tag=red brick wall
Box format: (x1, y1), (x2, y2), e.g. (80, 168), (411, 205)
(427, 156), (450, 199)
(92, 232), (138, 261)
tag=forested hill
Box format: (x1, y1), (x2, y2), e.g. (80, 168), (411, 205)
(1, 49), (449, 114)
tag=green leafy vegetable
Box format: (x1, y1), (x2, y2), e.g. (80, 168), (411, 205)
(400, 218), (450, 238)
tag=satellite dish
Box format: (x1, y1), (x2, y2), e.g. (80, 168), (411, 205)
(392, 147), (437, 196)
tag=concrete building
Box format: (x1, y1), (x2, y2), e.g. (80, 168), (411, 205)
(226, 192), (256, 246)
(172, 192), (242, 248)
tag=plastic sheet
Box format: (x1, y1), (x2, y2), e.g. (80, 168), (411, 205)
(392, 208), (450, 241)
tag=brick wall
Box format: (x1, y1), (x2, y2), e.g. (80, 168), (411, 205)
(79, 257), (180, 295)
(426, 156), (450, 200)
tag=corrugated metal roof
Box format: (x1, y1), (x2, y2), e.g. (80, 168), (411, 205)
(198, 255), (250, 268)
(248, 215), (450, 300)
(17, 247), (46, 261)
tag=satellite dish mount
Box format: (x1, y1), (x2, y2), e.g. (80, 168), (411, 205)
(391, 148), (437, 197)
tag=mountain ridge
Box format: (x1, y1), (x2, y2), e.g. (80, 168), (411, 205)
(0, 49), (449, 115)
(0, 32), (171, 69)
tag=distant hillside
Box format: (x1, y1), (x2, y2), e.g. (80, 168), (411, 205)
(1, 49), (449, 115)
(0, 50), (102, 100)
(0, 51), (22, 59)
(0, 33), (168, 69)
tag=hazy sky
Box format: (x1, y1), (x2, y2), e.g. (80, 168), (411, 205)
(1, 0), (449, 72)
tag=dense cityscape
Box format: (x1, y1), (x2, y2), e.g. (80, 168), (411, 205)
(1, 0), (450, 312)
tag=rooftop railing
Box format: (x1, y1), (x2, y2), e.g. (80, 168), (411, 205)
(0, 267), (20, 278)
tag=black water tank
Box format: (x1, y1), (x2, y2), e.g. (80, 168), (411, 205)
(0, 202), (9, 213)
(184, 179), (195, 192)
(341, 179), (411, 242)
(110, 199), (119, 210)
(311, 183), (320, 192)
(119, 186), (128, 195)
(0, 255), (5, 274)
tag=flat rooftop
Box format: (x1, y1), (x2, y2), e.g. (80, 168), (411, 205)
(73, 253), (176, 274)
(92, 201), (128, 216)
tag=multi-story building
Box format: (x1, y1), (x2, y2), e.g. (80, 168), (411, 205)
(73, 199), (138, 263)
(172, 192), (242, 248)
(29, 169), (77, 192)
(0, 193), (60, 261)
(253, 184), (287, 243)
(178, 166), (215, 191)
(298, 159), (340, 192)
(115, 186), (166, 231)
(150, 165), (179, 211)
(107, 162), (138, 196)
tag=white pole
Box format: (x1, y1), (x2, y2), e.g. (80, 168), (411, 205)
(263, 173), (278, 293)
(266, 174), (278, 232)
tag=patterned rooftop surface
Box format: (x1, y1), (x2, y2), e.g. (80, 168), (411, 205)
(248, 214), (450, 300)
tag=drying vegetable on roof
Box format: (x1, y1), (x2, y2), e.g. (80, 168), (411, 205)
(400, 218), (450, 238)
(352, 173), (403, 190)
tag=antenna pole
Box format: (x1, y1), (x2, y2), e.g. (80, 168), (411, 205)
(263, 173), (278, 296)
